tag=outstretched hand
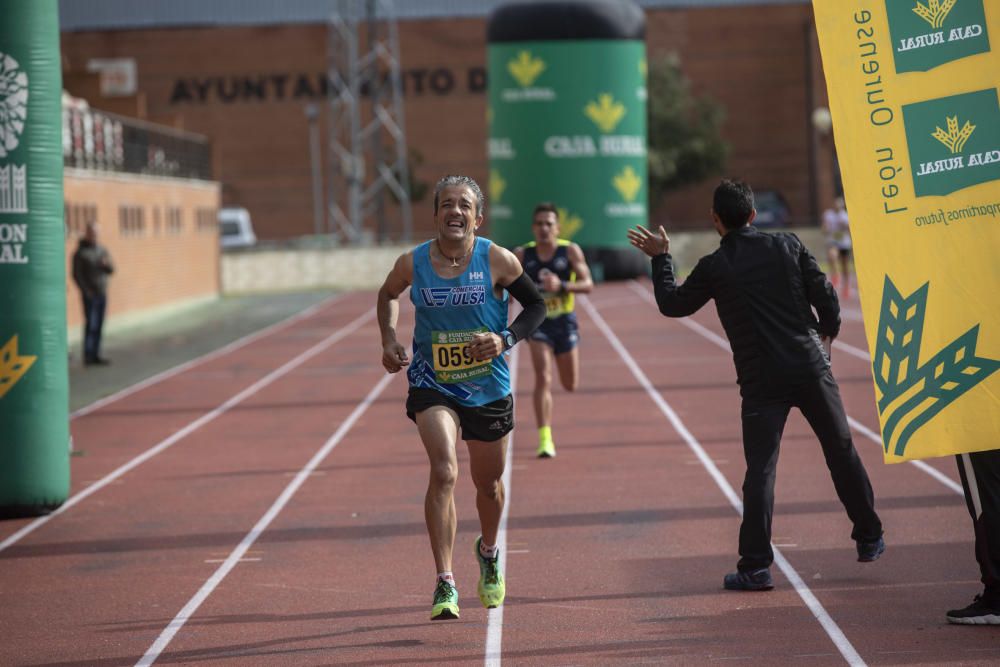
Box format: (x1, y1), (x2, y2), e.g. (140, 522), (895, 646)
(627, 224), (671, 258)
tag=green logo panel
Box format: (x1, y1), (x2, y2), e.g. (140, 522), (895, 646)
(874, 276), (1000, 457)
(886, 0), (990, 73)
(902, 88), (1000, 197)
(488, 40), (647, 249)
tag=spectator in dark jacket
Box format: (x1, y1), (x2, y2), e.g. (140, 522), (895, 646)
(627, 179), (884, 591)
(72, 222), (114, 366)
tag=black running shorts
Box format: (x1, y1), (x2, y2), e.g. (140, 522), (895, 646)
(406, 387), (514, 442)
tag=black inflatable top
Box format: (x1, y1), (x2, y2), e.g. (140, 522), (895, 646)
(487, 0), (645, 42)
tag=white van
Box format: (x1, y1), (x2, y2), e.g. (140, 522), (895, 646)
(218, 208), (257, 248)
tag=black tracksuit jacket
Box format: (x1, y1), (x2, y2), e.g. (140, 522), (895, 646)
(650, 226), (840, 397)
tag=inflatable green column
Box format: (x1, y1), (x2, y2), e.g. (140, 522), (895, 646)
(0, 0), (69, 516)
(487, 0), (648, 279)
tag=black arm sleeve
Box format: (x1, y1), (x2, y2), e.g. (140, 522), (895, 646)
(504, 271), (546, 344)
(651, 253), (713, 317)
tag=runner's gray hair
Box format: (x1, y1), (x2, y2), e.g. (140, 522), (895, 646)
(433, 175), (485, 217)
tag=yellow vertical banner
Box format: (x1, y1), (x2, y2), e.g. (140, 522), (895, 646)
(812, 0), (1000, 462)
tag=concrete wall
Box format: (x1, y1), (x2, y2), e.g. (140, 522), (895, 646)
(64, 169), (221, 337)
(220, 227), (829, 293)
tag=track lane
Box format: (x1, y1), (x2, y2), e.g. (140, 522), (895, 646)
(581, 292), (865, 665)
(4, 284), (997, 667)
(127, 312), (523, 666)
(490, 291), (847, 665)
(0, 294), (370, 550)
(618, 280), (998, 663)
(70, 295), (342, 420)
(0, 304), (389, 666)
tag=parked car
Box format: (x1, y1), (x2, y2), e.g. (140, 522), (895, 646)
(218, 208), (257, 248)
(752, 190), (790, 229)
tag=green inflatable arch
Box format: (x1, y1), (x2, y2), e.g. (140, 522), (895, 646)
(0, 0), (69, 517)
(487, 0), (649, 279)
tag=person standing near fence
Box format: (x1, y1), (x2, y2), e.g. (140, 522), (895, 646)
(72, 222), (114, 366)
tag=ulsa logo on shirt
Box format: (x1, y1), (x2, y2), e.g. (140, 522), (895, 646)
(420, 285), (487, 308)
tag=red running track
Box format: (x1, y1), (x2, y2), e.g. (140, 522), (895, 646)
(1, 283), (997, 666)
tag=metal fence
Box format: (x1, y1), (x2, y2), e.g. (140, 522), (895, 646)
(63, 97), (212, 180)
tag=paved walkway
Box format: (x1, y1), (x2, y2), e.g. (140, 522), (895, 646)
(69, 291), (335, 412)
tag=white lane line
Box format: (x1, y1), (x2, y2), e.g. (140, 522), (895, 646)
(846, 417), (963, 496)
(582, 295), (866, 667)
(626, 281), (963, 497)
(832, 340), (871, 362)
(135, 371), (396, 667)
(485, 345), (519, 667)
(0, 308), (375, 555)
(71, 295), (340, 419)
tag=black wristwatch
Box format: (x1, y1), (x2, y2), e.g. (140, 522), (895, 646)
(501, 329), (516, 351)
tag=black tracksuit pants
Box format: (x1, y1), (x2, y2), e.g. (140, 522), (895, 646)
(955, 449), (1000, 604)
(737, 370), (883, 572)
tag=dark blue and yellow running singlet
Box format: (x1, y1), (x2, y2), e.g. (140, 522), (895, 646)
(521, 240), (575, 319)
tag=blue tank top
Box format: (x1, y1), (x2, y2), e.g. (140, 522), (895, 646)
(407, 237), (511, 406)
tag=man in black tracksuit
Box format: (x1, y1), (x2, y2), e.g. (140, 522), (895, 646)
(628, 179), (884, 591)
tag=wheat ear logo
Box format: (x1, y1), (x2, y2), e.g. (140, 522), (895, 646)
(557, 207), (583, 239)
(489, 169), (506, 203)
(873, 276), (999, 456)
(0, 335), (37, 399)
(913, 0), (956, 29)
(932, 115), (975, 153)
(612, 166), (642, 202)
(507, 51), (545, 87)
(585, 94), (626, 133)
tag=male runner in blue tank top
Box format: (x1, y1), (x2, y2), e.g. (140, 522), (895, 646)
(377, 175), (546, 621)
(514, 202), (593, 458)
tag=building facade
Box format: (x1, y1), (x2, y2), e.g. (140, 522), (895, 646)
(59, 0), (837, 242)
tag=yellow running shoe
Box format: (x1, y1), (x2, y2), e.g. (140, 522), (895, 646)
(475, 536), (506, 608)
(536, 439), (556, 458)
(537, 426), (556, 458)
(430, 579), (459, 620)
(537, 426), (556, 459)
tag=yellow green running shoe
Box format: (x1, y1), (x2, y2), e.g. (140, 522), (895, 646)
(430, 579), (459, 620)
(537, 427), (556, 458)
(475, 536), (506, 609)
(536, 439), (556, 458)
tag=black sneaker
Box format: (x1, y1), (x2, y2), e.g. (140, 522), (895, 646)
(946, 595), (1000, 625)
(856, 536), (885, 562)
(724, 567), (774, 591)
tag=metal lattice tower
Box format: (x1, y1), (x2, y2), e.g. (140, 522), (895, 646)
(327, 0), (411, 244)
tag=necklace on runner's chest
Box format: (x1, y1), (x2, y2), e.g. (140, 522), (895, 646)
(436, 238), (473, 267)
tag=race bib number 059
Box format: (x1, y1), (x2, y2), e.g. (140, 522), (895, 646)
(431, 328), (492, 383)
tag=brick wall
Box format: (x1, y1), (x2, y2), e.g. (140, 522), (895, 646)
(60, 3), (836, 241)
(64, 169), (221, 331)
